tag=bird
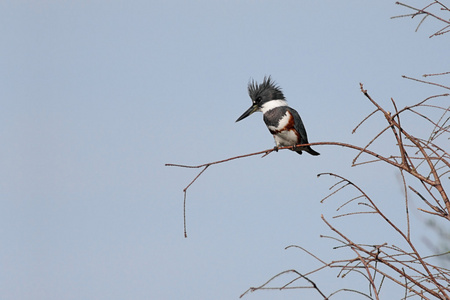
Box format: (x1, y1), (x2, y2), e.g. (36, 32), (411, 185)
(236, 76), (320, 156)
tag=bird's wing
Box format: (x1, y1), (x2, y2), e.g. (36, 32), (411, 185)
(286, 107), (309, 144)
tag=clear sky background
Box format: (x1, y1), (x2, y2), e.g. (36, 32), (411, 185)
(1, 1), (449, 299)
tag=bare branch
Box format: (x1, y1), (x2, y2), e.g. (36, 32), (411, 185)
(394, 1), (450, 37)
(239, 269), (328, 299)
(402, 75), (450, 90)
(423, 71), (450, 77)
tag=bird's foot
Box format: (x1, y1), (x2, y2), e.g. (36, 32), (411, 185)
(273, 146), (279, 152)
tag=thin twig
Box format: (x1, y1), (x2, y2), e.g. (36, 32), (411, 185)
(423, 71), (450, 77)
(402, 75), (450, 90)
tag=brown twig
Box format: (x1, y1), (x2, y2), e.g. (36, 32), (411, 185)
(402, 75), (450, 90)
(423, 71), (450, 77)
(394, 1), (450, 37)
(239, 269), (328, 299)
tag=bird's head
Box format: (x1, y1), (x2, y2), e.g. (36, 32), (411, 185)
(236, 76), (286, 122)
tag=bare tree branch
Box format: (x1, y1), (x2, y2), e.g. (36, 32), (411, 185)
(393, 1), (450, 37)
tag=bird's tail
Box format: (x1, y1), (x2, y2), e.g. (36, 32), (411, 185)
(305, 146), (320, 156)
(294, 146), (320, 156)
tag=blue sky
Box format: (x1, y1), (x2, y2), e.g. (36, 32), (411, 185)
(1, 1), (449, 299)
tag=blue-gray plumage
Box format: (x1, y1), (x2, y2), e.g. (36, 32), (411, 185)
(236, 76), (320, 156)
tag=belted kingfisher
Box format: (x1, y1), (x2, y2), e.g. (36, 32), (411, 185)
(236, 76), (320, 156)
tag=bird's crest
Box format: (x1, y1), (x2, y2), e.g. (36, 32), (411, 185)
(248, 76), (285, 101)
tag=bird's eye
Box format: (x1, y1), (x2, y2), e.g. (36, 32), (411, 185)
(255, 96), (262, 103)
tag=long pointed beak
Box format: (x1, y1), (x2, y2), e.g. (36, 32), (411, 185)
(235, 105), (258, 122)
